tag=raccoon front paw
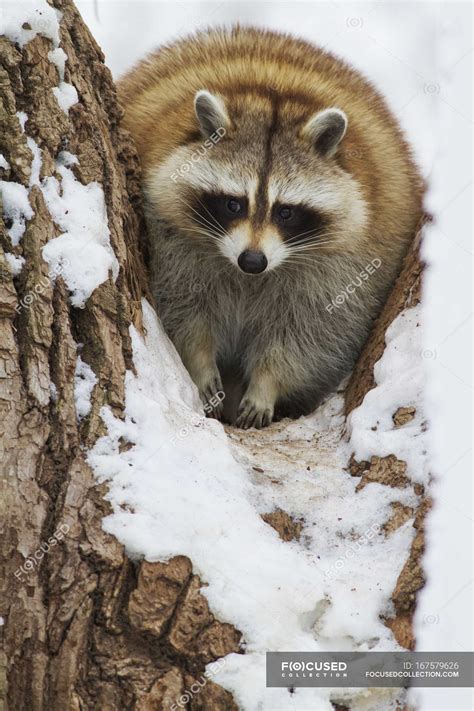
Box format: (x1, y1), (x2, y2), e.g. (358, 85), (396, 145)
(199, 373), (225, 420)
(235, 397), (274, 430)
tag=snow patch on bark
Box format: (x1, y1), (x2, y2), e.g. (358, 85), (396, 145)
(0, 154), (10, 170)
(52, 82), (79, 113)
(1, 114), (115, 297)
(4, 253), (25, 276)
(0, 113), (37, 249)
(0, 181), (34, 246)
(41, 157), (119, 306)
(347, 305), (428, 484)
(0, 0), (61, 48)
(48, 47), (78, 113)
(74, 354), (98, 420)
(26, 136), (42, 187)
(16, 111), (27, 132)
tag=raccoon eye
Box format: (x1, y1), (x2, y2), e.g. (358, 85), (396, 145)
(225, 197), (242, 215)
(278, 206), (293, 221)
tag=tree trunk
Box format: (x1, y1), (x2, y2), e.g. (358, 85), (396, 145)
(0, 3), (427, 709)
(0, 2), (238, 708)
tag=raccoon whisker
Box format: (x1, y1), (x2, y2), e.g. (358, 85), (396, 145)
(283, 228), (339, 245)
(278, 261), (321, 274)
(184, 219), (227, 243)
(285, 239), (335, 252)
(275, 262), (316, 280)
(273, 251), (327, 268)
(176, 196), (228, 237)
(179, 231), (224, 250)
(286, 248), (333, 258)
(284, 231), (340, 246)
(189, 211), (226, 237)
(191, 215), (228, 240)
(286, 240), (335, 252)
(282, 236), (337, 250)
(193, 194), (228, 235)
(282, 255), (322, 264)
(282, 254), (331, 266)
(284, 233), (323, 246)
(283, 247), (333, 260)
(183, 212), (222, 237)
(180, 226), (224, 242)
(270, 254), (318, 273)
(191, 209), (226, 237)
(283, 259), (324, 268)
(177, 196), (228, 238)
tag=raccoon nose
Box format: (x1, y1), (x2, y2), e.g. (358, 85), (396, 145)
(237, 250), (268, 274)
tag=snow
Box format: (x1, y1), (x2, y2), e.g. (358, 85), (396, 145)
(0, 154), (10, 171)
(48, 47), (67, 74)
(4, 253), (25, 276)
(347, 305), (428, 484)
(0, 0), (61, 48)
(409, 5), (473, 708)
(48, 48), (78, 113)
(0, 180), (34, 246)
(27, 136), (42, 187)
(41, 158), (119, 306)
(52, 82), (79, 113)
(88, 299), (422, 710)
(74, 355), (98, 419)
(0, 114), (36, 248)
(16, 111), (27, 132)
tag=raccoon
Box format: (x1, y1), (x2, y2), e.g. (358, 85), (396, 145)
(118, 26), (423, 428)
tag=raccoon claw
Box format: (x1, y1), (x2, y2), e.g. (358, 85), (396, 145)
(235, 399), (273, 429)
(200, 375), (225, 419)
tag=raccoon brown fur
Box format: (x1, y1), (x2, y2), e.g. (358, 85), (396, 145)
(118, 26), (424, 428)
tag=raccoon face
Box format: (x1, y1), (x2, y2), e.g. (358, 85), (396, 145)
(148, 90), (368, 275)
(193, 190), (329, 274)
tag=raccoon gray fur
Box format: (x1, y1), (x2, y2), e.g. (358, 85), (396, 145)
(118, 26), (424, 428)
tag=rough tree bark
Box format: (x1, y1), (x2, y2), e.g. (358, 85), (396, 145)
(0, 2), (427, 710)
(0, 3), (239, 709)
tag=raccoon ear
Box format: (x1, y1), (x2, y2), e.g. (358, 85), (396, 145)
(302, 108), (347, 157)
(194, 90), (230, 138)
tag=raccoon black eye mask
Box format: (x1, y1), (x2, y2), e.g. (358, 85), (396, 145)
(119, 27), (423, 428)
(195, 193), (328, 249)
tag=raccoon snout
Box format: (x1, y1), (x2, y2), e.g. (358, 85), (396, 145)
(237, 250), (268, 275)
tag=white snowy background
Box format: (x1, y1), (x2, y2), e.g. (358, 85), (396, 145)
(1, 1), (472, 710)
